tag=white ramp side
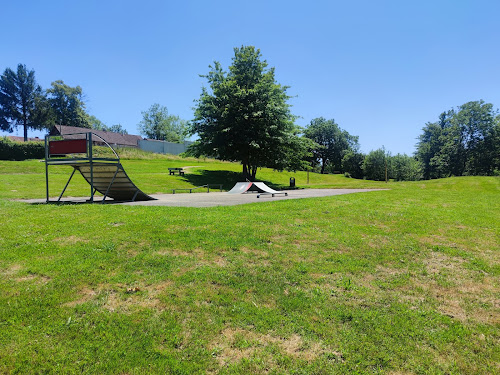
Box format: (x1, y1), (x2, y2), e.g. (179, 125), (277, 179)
(227, 182), (253, 194)
(253, 182), (288, 197)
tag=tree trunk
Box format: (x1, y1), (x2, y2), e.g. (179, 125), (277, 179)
(23, 123), (28, 142)
(251, 166), (257, 180)
(242, 163), (258, 181)
(242, 163), (249, 180)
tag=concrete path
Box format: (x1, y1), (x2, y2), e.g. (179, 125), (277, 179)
(24, 189), (386, 207)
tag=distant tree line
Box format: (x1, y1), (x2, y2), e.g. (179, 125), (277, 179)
(0, 64), (128, 141)
(3, 55), (498, 181)
(189, 46), (500, 180)
(0, 63), (190, 143)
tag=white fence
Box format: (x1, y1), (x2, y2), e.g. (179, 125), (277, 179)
(138, 139), (193, 155)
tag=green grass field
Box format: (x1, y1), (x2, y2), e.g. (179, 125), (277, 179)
(0, 155), (499, 374)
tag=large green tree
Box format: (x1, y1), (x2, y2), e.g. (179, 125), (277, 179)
(138, 103), (186, 142)
(0, 64), (51, 141)
(46, 80), (90, 128)
(341, 150), (365, 179)
(363, 148), (390, 181)
(190, 46), (304, 180)
(303, 117), (359, 174)
(391, 154), (422, 181)
(416, 100), (499, 178)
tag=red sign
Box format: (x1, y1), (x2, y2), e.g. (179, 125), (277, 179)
(49, 139), (87, 155)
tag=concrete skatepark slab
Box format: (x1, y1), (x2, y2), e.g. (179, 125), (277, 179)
(23, 189), (386, 207)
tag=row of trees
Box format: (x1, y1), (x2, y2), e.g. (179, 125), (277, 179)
(0, 63), (189, 142)
(2, 50), (498, 181)
(189, 46), (499, 180)
(188, 46), (424, 181)
(0, 64), (128, 141)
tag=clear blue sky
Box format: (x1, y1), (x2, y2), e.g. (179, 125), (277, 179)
(2, 0), (499, 155)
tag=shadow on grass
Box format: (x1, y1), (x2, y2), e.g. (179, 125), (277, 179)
(182, 169), (291, 191)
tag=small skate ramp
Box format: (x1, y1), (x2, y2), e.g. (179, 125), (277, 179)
(227, 182), (253, 194)
(44, 132), (155, 203)
(253, 182), (288, 197)
(228, 182), (287, 197)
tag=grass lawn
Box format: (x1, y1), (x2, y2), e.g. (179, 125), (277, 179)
(0, 156), (499, 374)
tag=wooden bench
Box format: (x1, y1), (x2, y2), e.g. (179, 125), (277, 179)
(168, 167), (184, 176)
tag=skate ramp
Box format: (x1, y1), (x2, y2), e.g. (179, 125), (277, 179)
(72, 163), (155, 202)
(228, 182), (287, 197)
(227, 182), (253, 194)
(253, 182), (288, 197)
(45, 132), (155, 203)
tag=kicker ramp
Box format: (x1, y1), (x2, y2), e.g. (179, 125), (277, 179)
(227, 182), (253, 194)
(253, 182), (288, 197)
(228, 182), (288, 197)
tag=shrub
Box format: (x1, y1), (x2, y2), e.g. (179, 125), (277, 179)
(0, 137), (45, 160)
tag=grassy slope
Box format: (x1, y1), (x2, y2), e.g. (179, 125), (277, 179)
(0, 158), (499, 374)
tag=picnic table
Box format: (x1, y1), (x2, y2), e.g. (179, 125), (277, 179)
(168, 167), (184, 176)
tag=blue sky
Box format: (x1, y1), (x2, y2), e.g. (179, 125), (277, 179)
(2, 0), (499, 155)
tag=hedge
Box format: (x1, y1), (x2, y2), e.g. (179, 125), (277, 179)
(0, 137), (45, 160)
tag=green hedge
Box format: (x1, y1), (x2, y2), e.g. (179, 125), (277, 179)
(0, 137), (45, 160)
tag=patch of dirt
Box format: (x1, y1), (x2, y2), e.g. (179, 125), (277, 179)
(15, 273), (51, 284)
(362, 235), (390, 249)
(64, 287), (97, 307)
(109, 222), (125, 227)
(1, 264), (22, 276)
(423, 252), (465, 274)
(64, 280), (174, 312)
(52, 235), (90, 246)
(210, 327), (341, 366)
(156, 248), (204, 257)
(402, 252), (500, 324)
(240, 247), (269, 257)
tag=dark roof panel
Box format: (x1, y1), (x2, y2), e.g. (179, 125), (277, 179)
(50, 125), (141, 147)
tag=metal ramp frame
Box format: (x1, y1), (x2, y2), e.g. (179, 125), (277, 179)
(44, 132), (155, 203)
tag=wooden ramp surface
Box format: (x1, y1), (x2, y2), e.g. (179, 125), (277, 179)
(72, 163), (154, 201)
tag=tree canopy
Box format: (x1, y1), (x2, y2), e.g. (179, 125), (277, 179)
(89, 115), (128, 134)
(46, 80), (91, 128)
(189, 46), (305, 179)
(416, 100), (500, 178)
(363, 148), (389, 181)
(138, 103), (187, 142)
(0, 64), (50, 141)
(303, 117), (359, 174)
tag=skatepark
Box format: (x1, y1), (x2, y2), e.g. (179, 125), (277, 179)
(36, 131), (385, 207)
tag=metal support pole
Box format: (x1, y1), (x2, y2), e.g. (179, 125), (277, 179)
(58, 169), (77, 202)
(89, 133), (94, 202)
(131, 190), (139, 202)
(45, 136), (49, 203)
(102, 166), (120, 203)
